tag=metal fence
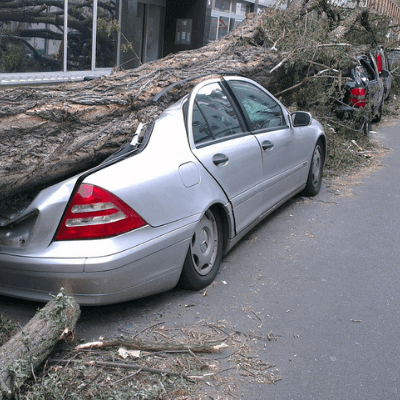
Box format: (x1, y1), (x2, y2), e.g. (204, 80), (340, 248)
(367, 0), (400, 41)
(366, 0), (400, 24)
(331, 0), (400, 40)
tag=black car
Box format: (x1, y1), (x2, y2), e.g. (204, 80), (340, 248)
(336, 52), (385, 134)
(376, 46), (393, 102)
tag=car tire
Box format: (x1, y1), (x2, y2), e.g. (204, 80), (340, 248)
(372, 103), (383, 123)
(302, 140), (324, 197)
(179, 208), (223, 290)
(363, 117), (370, 135)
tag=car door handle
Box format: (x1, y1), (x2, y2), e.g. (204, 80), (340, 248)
(262, 140), (274, 150)
(212, 153), (229, 166)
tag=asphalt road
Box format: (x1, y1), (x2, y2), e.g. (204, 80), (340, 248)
(1, 120), (400, 399)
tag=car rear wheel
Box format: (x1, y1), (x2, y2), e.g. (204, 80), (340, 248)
(363, 117), (370, 135)
(372, 102), (383, 123)
(302, 140), (324, 197)
(179, 208), (223, 290)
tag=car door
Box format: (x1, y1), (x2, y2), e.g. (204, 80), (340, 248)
(376, 47), (392, 101)
(187, 79), (264, 234)
(225, 78), (309, 212)
(359, 55), (384, 116)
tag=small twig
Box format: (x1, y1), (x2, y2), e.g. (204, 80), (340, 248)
(112, 368), (143, 385)
(336, 144), (352, 168)
(269, 50), (295, 73)
(76, 338), (228, 353)
(239, 365), (256, 377)
(317, 43), (352, 47)
(203, 322), (241, 343)
(306, 60), (339, 73)
(270, 27), (286, 51)
(251, 310), (263, 322)
(188, 348), (209, 370)
(209, 348), (242, 361)
(62, 388), (69, 399)
(152, 329), (173, 340)
(274, 76), (311, 96)
(274, 69), (335, 97)
(158, 377), (167, 394)
(49, 359), (187, 379)
(31, 363), (37, 383)
(209, 367), (237, 378)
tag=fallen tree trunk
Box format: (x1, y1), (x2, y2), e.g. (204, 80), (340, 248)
(0, 11), (281, 205)
(0, 290), (80, 400)
(0, 4), (388, 206)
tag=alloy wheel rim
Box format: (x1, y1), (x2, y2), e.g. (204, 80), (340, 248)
(311, 145), (322, 187)
(190, 210), (218, 276)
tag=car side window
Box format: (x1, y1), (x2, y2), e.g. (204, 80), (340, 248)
(192, 82), (242, 146)
(229, 80), (285, 131)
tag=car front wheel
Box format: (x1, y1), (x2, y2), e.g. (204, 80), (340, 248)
(179, 208), (223, 290)
(302, 140), (324, 197)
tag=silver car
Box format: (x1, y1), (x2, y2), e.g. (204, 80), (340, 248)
(0, 76), (326, 305)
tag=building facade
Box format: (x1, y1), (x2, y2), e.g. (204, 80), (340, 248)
(1, 0), (399, 84)
(0, 0), (274, 83)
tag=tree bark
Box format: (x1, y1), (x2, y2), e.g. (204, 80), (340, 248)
(0, 11), (281, 205)
(0, 291), (80, 400)
(0, 4), (384, 207)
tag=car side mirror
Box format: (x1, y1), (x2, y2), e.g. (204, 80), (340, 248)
(292, 112), (311, 127)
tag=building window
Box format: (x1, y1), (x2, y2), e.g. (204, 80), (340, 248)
(0, 0), (118, 74)
(208, 0), (251, 42)
(214, 0), (231, 12)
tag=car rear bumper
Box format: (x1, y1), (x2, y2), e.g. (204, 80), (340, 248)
(335, 105), (359, 119)
(0, 223), (195, 305)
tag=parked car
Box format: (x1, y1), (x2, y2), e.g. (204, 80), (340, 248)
(0, 76), (326, 305)
(375, 46), (392, 101)
(336, 52), (385, 134)
(387, 48), (400, 67)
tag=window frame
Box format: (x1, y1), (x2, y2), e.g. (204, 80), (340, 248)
(186, 78), (251, 149)
(223, 78), (289, 134)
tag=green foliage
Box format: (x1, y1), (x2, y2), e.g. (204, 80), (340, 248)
(97, 18), (120, 38)
(0, 41), (29, 72)
(258, 6), (392, 175)
(10, 355), (40, 391)
(38, 287), (79, 327)
(20, 363), (185, 400)
(0, 314), (17, 346)
(346, 11), (392, 46)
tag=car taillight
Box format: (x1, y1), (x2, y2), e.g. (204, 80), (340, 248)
(349, 87), (366, 108)
(55, 184), (147, 240)
(376, 53), (382, 73)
